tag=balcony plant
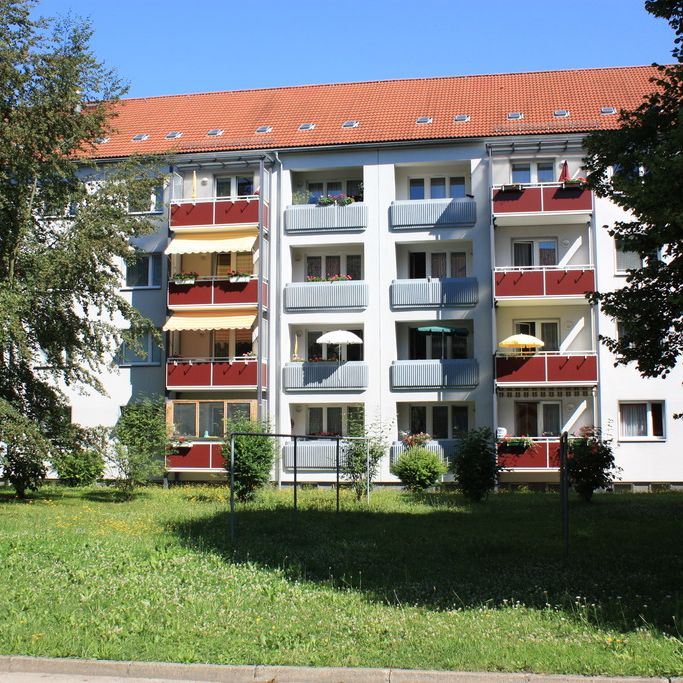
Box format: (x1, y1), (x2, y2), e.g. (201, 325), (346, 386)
(500, 183), (523, 193)
(228, 270), (252, 283)
(400, 431), (432, 448)
(497, 435), (535, 454)
(172, 271), (198, 285)
(241, 350), (256, 359)
(305, 274), (353, 283)
(561, 177), (588, 190)
(316, 195), (336, 207)
(167, 435), (191, 456)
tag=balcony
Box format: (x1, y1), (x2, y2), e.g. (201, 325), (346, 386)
(390, 278), (478, 308)
(495, 353), (597, 384)
(283, 361), (368, 391)
(281, 440), (352, 470)
(389, 198), (476, 230)
(284, 281), (368, 311)
(170, 197), (266, 231)
(497, 438), (560, 470)
(494, 267), (595, 303)
(492, 183), (592, 226)
(390, 439), (458, 465)
(284, 203), (368, 233)
(168, 277), (266, 309)
(390, 359), (479, 390)
(166, 442), (225, 471)
(166, 358), (266, 390)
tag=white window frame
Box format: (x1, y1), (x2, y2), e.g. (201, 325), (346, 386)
(514, 400), (562, 437)
(306, 405), (362, 436)
(407, 175), (468, 200)
(618, 401), (666, 442)
(305, 253), (363, 279)
(614, 238), (644, 276)
(510, 159), (556, 184)
(407, 404), (470, 439)
(305, 330), (363, 362)
(512, 318), (561, 351)
(511, 238), (558, 267)
(116, 330), (161, 367)
(122, 254), (162, 290)
(305, 179), (363, 202)
(215, 175), (255, 199)
(408, 249), (469, 278)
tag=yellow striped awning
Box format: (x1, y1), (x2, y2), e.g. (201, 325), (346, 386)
(163, 312), (256, 332)
(164, 230), (257, 255)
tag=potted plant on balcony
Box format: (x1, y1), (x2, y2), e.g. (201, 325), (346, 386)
(172, 271), (198, 285)
(500, 183), (523, 193)
(228, 270), (251, 283)
(241, 350), (256, 360)
(335, 194), (354, 206)
(400, 431), (432, 448)
(317, 195), (336, 207)
(166, 435), (191, 456)
(328, 274), (353, 282)
(561, 176), (588, 190)
(497, 435), (535, 454)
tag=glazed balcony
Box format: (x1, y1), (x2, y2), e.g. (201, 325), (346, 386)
(390, 439), (458, 465)
(166, 358), (266, 390)
(166, 442), (225, 471)
(390, 359), (479, 390)
(390, 277), (478, 308)
(283, 361), (368, 392)
(494, 267), (595, 302)
(497, 438), (561, 470)
(495, 352), (597, 384)
(170, 196), (267, 231)
(492, 183), (592, 226)
(168, 277), (267, 309)
(284, 203), (368, 233)
(390, 198), (476, 231)
(284, 280), (368, 311)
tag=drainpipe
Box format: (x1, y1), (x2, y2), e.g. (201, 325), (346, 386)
(588, 193), (603, 434)
(486, 145), (498, 435)
(273, 151), (283, 487)
(256, 157), (265, 422)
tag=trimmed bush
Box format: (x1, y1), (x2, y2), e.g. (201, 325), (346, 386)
(568, 427), (620, 502)
(450, 427), (499, 502)
(391, 447), (446, 492)
(52, 449), (104, 487)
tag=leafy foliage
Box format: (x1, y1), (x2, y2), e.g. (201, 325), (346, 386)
(568, 427), (620, 502)
(224, 417), (276, 502)
(111, 398), (167, 498)
(390, 446), (446, 492)
(583, 0), (683, 378)
(51, 447), (103, 487)
(450, 428), (500, 502)
(342, 410), (387, 502)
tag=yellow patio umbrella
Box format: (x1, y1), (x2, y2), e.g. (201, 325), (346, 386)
(498, 334), (545, 349)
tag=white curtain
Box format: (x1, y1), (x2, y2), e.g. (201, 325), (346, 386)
(621, 403), (647, 436)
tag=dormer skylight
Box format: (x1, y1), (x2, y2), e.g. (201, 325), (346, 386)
(298, 123), (315, 131)
(255, 125), (273, 134)
(453, 114), (470, 123)
(600, 106), (617, 115)
(342, 120), (359, 128)
(165, 131), (183, 139)
(553, 109), (570, 118)
(207, 129), (224, 136)
(131, 133), (149, 141)
(416, 116), (433, 124)
(507, 112), (523, 120)
(94, 137), (109, 144)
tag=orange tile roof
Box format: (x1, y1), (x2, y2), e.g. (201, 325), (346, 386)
(90, 66), (661, 159)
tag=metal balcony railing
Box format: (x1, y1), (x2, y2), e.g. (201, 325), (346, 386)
(284, 203), (368, 233)
(283, 361), (368, 391)
(390, 277), (478, 308)
(284, 281), (368, 311)
(390, 359), (479, 390)
(389, 198), (476, 230)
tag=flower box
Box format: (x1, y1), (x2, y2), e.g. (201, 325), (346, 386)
(229, 276), (250, 283)
(500, 184), (523, 193)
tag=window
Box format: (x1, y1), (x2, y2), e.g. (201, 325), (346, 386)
(512, 239), (557, 267)
(215, 176), (254, 198)
(124, 254), (161, 288)
(214, 251), (253, 277)
(128, 185), (164, 213)
(305, 330), (363, 362)
(305, 179), (362, 203)
(619, 402), (665, 440)
(514, 401), (561, 437)
(305, 254), (362, 280)
(255, 125), (272, 134)
(165, 131), (183, 139)
(408, 404), (469, 439)
(615, 238), (643, 273)
(198, 402), (224, 438)
(514, 320), (559, 352)
(511, 163), (531, 184)
(207, 129), (224, 136)
(306, 405), (360, 436)
(409, 328), (469, 360)
(342, 120), (359, 128)
(409, 250), (467, 278)
(511, 161), (556, 184)
(408, 176), (466, 200)
(115, 330), (161, 366)
(171, 400), (253, 438)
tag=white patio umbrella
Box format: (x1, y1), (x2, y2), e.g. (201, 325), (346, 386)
(316, 330), (363, 363)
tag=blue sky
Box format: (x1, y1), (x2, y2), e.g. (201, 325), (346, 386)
(35, 0), (676, 99)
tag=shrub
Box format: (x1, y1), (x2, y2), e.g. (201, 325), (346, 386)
(342, 411), (388, 502)
(568, 426), (620, 502)
(391, 447), (446, 492)
(450, 427), (500, 502)
(52, 448), (104, 487)
(224, 417), (276, 502)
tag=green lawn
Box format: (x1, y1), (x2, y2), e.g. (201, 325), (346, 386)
(0, 485), (681, 676)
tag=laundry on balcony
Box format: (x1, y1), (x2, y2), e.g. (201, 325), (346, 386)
(163, 311), (256, 332)
(164, 230), (257, 254)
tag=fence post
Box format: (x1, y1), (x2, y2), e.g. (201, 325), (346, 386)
(293, 435), (298, 514)
(559, 431), (569, 561)
(230, 433), (236, 542)
(336, 437), (340, 513)
(366, 438), (370, 505)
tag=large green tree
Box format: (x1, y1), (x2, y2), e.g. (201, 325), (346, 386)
(0, 0), (165, 493)
(583, 0), (683, 378)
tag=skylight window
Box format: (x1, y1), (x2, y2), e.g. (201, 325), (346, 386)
(416, 116), (433, 124)
(600, 106), (617, 115)
(298, 123), (315, 131)
(207, 129), (224, 136)
(131, 133), (149, 141)
(342, 120), (359, 129)
(453, 114), (470, 123)
(94, 137), (109, 144)
(553, 109), (570, 118)
(507, 112), (524, 120)
(165, 131), (183, 139)
(255, 125), (273, 134)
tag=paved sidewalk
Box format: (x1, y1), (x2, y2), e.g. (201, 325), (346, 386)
(0, 656), (678, 683)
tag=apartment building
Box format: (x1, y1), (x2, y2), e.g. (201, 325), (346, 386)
(68, 66), (683, 486)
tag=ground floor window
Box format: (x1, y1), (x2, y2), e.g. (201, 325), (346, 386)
(514, 401), (561, 437)
(306, 405), (364, 437)
(171, 400), (254, 438)
(408, 405), (469, 439)
(619, 401), (665, 440)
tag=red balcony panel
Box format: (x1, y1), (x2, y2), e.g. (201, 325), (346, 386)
(496, 356), (546, 383)
(214, 279), (260, 306)
(492, 187), (542, 213)
(215, 199), (259, 225)
(212, 443), (226, 469)
(168, 281), (214, 306)
(544, 269), (595, 296)
(211, 361), (258, 387)
(166, 362), (212, 387)
(498, 440), (559, 468)
(170, 202), (214, 227)
(542, 187), (592, 212)
(495, 270), (544, 297)
(167, 443), (211, 469)
(548, 441), (561, 467)
(546, 355), (597, 382)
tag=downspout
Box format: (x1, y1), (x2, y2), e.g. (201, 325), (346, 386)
(256, 157), (265, 421)
(589, 194), (603, 435)
(487, 145), (498, 435)
(273, 151), (283, 487)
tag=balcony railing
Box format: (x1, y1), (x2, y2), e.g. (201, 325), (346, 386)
(494, 266), (595, 299)
(390, 359), (479, 390)
(497, 438), (560, 469)
(170, 196), (266, 230)
(492, 183), (592, 217)
(389, 198), (476, 230)
(495, 352), (597, 384)
(283, 361), (368, 391)
(281, 440), (351, 470)
(284, 203), (368, 233)
(166, 442), (225, 471)
(168, 277), (266, 308)
(284, 281), (368, 311)
(390, 277), (478, 308)
(390, 439), (459, 465)
(166, 358), (266, 389)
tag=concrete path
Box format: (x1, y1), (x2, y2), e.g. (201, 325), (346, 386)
(0, 656), (678, 683)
